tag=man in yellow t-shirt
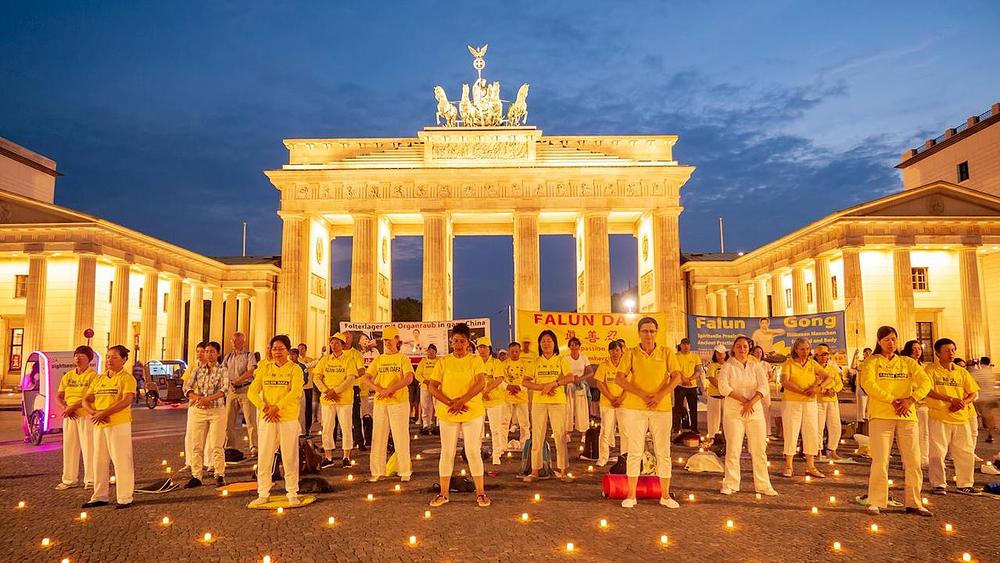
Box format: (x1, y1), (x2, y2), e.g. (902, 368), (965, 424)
(476, 337), (507, 465)
(673, 338), (702, 434)
(415, 344), (441, 434)
(925, 338), (979, 494)
(81, 345), (137, 509)
(362, 327), (415, 482)
(313, 333), (364, 468)
(55, 345), (98, 491)
(502, 342), (530, 444)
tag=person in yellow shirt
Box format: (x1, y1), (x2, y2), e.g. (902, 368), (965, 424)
(81, 345), (136, 509)
(248, 335), (304, 507)
(594, 340), (628, 467)
(925, 338), (980, 495)
(476, 337), (506, 465)
(616, 317), (682, 509)
(673, 338), (702, 434)
(860, 325), (932, 516)
(313, 333), (364, 468)
(780, 338), (831, 478)
(363, 326), (415, 482)
(501, 342), (530, 445)
(814, 344), (845, 461)
(415, 344), (440, 434)
(55, 345), (98, 491)
(704, 344), (727, 438)
(522, 330), (576, 482)
(427, 323), (489, 508)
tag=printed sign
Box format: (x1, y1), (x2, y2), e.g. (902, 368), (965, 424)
(339, 319), (491, 365)
(516, 310), (669, 365)
(687, 311), (847, 361)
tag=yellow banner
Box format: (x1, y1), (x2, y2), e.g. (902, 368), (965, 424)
(516, 310), (669, 365)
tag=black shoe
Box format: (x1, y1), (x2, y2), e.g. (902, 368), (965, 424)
(215, 475), (226, 487)
(184, 477), (202, 489)
(81, 500), (109, 508)
(431, 426), (440, 435)
(905, 506), (934, 517)
(932, 486), (947, 495)
(342, 457), (351, 468)
(321, 458), (336, 469)
(114, 502), (133, 510)
(358, 444), (368, 451)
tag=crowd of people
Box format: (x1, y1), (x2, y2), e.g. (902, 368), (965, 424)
(53, 317), (999, 516)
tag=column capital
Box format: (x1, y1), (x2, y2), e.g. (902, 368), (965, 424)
(277, 210), (307, 220)
(651, 206), (683, 219)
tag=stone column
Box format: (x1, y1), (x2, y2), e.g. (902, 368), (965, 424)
(813, 256), (833, 313)
(187, 283), (204, 366)
(223, 291), (237, 353)
(422, 211), (454, 321)
(22, 253), (48, 354)
(139, 270), (159, 362)
(726, 286), (739, 317)
(73, 254), (97, 345)
(350, 212), (377, 322)
(893, 247), (915, 342)
(253, 288), (275, 358)
(208, 287), (224, 344)
(791, 265), (808, 315)
(579, 211), (611, 313)
(768, 273), (785, 316)
(166, 277), (184, 360)
(958, 245), (986, 360)
(651, 209), (683, 343)
(691, 284), (707, 316)
(754, 277), (769, 317)
(705, 287), (718, 317)
(513, 210), (541, 323)
(276, 213), (308, 340)
(238, 293), (251, 336)
(737, 283), (752, 317)
(716, 289), (729, 317)
(842, 247), (866, 353)
(109, 263), (131, 346)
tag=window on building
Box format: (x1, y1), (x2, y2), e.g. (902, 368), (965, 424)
(785, 288), (792, 308)
(8, 328), (24, 371)
(958, 161), (970, 182)
(911, 267), (929, 291)
(806, 282), (814, 304)
(916, 321), (934, 363)
(13, 275), (28, 298)
(831, 276), (838, 300)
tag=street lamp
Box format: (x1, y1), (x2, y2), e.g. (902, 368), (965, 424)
(624, 298), (635, 314)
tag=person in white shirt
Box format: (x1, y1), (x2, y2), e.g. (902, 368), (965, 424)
(718, 336), (777, 496)
(222, 332), (258, 456)
(563, 337), (592, 446)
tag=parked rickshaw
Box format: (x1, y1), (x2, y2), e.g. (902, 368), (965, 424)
(144, 359), (188, 409)
(21, 350), (102, 445)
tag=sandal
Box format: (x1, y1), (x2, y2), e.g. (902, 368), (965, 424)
(782, 468), (793, 478)
(476, 494), (492, 507)
(429, 495), (449, 507)
(806, 467), (826, 478)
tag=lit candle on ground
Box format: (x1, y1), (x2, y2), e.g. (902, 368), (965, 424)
(811, 506), (819, 514)
(61, 559), (69, 563)
(829, 496), (836, 504)
(507, 452), (512, 458)
(567, 473), (574, 479)
(413, 435), (418, 440)
(222, 489), (229, 497)
(110, 476), (116, 483)
(202, 532), (213, 543)
(366, 494), (374, 501)
(79, 512), (88, 520)
(415, 455), (421, 460)
(688, 494), (695, 501)
(161, 459), (167, 465)
(766, 461), (771, 468)
(962, 554), (971, 562)
(328, 516), (336, 525)
(725, 519), (734, 529)
(534, 493), (541, 502)
(347, 474), (354, 481)
(424, 510), (431, 519)
(833, 542), (842, 552)
(945, 523), (954, 532)
(460, 469), (466, 476)
(41, 538), (51, 547)
(922, 497), (929, 505)
(394, 484), (401, 492)
(165, 467), (172, 473)
(678, 457), (684, 464)
(161, 516), (171, 526)
(888, 479), (894, 486)
(870, 524), (878, 533)
(263, 556), (272, 563)
(351, 460), (358, 466)
(588, 465), (594, 472)
(179, 451), (185, 457)
(521, 513), (529, 521)
(276, 507), (284, 515)
(805, 476), (812, 483)
(755, 493), (761, 500)
(833, 470), (840, 476)
(408, 535), (417, 546)
(599, 519), (607, 528)
(660, 535), (668, 545)
(566, 543), (575, 553)
(17, 501), (25, 509)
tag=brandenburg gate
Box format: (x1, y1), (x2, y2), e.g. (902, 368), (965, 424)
(264, 47), (695, 349)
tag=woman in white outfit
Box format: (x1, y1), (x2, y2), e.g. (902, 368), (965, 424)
(719, 336), (778, 496)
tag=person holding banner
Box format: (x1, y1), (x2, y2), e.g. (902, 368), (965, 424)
(363, 327), (415, 482)
(476, 337), (507, 465)
(313, 333), (364, 469)
(594, 340), (628, 467)
(718, 336), (778, 496)
(704, 344), (727, 438)
(502, 342), (530, 445)
(522, 330), (576, 482)
(780, 338), (831, 479)
(814, 344), (845, 461)
(427, 323), (490, 507)
(415, 344), (440, 435)
(617, 317), (683, 509)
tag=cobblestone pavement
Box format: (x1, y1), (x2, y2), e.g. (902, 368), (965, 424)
(2, 407), (999, 562)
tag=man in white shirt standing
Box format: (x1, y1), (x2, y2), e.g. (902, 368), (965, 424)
(563, 337), (592, 448)
(223, 332), (258, 456)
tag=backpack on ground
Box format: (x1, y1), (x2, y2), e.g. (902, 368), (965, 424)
(299, 436), (323, 475)
(582, 425), (600, 460)
(519, 437), (553, 477)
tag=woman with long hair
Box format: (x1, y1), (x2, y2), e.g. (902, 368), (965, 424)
(780, 338), (831, 478)
(522, 330), (576, 482)
(860, 326), (932, 516)
(594, 340), (628, 467)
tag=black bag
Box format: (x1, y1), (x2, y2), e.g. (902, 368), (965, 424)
(709, 432), (726, 458)
(582, 426), (600, 460)
(431, 476), (476, 493)
(608, 453), (628, 475)
(224, 447), (245, 463)
(298, 476), (335, 494)
(300, 436), (324, 475)
(362, 415), (373, 447)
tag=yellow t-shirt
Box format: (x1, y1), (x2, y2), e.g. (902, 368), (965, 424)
(314, 352), (362, 405)
(781, 358), (825, 402)
(366, 352), (414, 405)
(88, 369), (136, 427)
(925, 362), (979, 424)
(675, 351), (701, 389)
(860, 354), (931, 421)
(414, 357), (439, 384)
(346, 348), (364, 388)
(622, 345), (681, 412)
(817, 362), (843, 403)
(59, 367), (97, 406)
(502, 358), (529, 404)
(704, 362), (723, 397)
(477, 356), (505, 408)
(594, 358), (626, 407)
(248, 360), (304, 421)
(526, 353), (570, 404)
(429, 353), (485, 423)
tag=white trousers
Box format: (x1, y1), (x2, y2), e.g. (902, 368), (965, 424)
(226, 390), (257, 450)
(419, 385), (436, 428)
(186, 406), (226, 479)
(597, 405), (627, 464)
(62, 415), (94, 486)
(817, 401), (841, 453)
(564, 388), (590, 434)
(506, 402), (530, 442)
(782, 400), (819, 456)
(486, 405), (506, 462)
(91, 423), (134, 505)
(706, 396), (723, 437)
(868, 418), (923, 509)
(321, 403), (354, 452)
(917, 405), (930, 464)
(371, 401), (411, 478)
(622, 408), (672, 479)
(722, 398), (772, 492)
(439, 417), (485, 477)
(256, 418), (300, 500)
(530, 402), (568, 472)
(928, 418), (975, 488)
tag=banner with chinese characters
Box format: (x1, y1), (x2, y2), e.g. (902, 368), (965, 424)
(516, 310), (669, 365)
(339, 319), (491, 366)
(687, 311), (848, 364)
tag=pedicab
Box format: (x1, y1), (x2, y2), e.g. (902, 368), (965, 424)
(144, 359), (188, 409)
(21, 350), (102, 445)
